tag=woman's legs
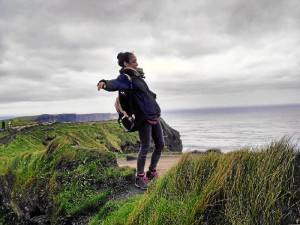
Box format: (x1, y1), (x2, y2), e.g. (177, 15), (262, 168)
(149, 120), (164, 172)
(136, 120), (165, 175)
(137, 122), (152, 175)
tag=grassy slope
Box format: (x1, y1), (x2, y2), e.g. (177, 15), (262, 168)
(7, 116), (39, 126)
(0, 121), (139, 224)
(2, 121), (300, 225)
(0, 122), (138, 174)
(92, 139), (300, 225)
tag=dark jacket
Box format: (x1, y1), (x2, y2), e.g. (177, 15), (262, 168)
(103, 68), (161, 123)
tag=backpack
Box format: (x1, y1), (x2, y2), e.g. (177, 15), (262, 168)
(114, 74), (137, 132)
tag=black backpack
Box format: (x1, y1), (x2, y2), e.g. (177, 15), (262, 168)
(114, 74), (137, 132)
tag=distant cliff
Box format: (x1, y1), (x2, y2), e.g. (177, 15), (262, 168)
(13, 113), (182, 153)
(35, 113), (117, 123)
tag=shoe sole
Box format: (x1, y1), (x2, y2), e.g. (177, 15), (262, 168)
(135, 183), (147, 190)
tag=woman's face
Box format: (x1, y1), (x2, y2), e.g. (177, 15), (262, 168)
(125, 54), (138, 69)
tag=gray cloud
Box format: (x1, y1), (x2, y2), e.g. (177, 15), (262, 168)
(153, 62), (300, 97)
(0, 0), (299, 114)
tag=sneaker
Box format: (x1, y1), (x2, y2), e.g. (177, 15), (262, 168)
(135, 175), (149, 190)
(146, 170), (159, 180)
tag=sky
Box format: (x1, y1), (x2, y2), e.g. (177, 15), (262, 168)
(0, 0), (300, 117)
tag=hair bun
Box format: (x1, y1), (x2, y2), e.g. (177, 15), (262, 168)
(117, 52), (123, 60)
(117, 51), (134, 68)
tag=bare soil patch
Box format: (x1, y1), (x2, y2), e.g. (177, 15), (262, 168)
(117, 155), (182, 176)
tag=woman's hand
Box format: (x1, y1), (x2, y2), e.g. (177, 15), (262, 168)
(97, 81), (106, 91)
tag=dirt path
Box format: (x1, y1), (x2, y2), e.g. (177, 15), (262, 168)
(112, 155), (182, 200)
(117, 155), (182, 176)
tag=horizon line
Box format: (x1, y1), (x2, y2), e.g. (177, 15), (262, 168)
(1, 103), (300, 119)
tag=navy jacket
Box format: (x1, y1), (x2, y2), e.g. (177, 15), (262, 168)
(103, 68), (161, 123)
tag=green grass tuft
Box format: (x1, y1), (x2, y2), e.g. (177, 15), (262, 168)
(89, 195), (142, 225)
(0, 121), (137, 224)
(99, 138), (300, 225)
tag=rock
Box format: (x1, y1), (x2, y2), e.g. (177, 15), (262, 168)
(120, 117), (183, 154)
(159, 117), (182, 152)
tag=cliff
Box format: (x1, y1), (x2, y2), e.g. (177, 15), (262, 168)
(10, 114), (183, 153)
(35, 113), (117, 123)
(160, 117), (182, 152)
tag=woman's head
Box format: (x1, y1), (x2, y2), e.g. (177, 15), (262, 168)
(117, 52), (138, 69)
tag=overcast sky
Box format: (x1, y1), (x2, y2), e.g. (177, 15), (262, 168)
(0, 0), (300, 117)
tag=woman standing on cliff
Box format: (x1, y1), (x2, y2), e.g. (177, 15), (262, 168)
(97, 52), (164, 190)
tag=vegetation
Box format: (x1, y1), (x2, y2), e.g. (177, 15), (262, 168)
(91, 138), (300, 225)
(1, 120), (299, 224)
(0, 122), (138, 171)
(9, 116), (39, 126)
(0, 130), (9, 139)
(0, 121), (139, 224)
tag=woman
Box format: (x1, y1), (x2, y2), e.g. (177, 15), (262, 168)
(97, 52), (164, 190)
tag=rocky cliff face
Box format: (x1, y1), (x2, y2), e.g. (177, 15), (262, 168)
(36, 113), (117, 123)
(160, 117), (182, 152)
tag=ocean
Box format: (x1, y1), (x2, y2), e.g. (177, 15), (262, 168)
(163, 104), (300, 152)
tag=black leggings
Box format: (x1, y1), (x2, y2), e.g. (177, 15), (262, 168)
(136, 120), (165, 175)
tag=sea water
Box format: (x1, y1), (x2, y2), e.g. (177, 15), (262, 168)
(163, 104), (300, 152)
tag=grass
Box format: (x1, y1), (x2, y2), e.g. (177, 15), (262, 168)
(89, 195), (143, 225)
(5, 136), (135, 221)
(1, 120), (299, 224)
(9, 116), (39, 126)
(0, 130), (9, 139)
(94, 138), (300, 225)
(0, 121), (138, 224)
(0, 122), (139, 173)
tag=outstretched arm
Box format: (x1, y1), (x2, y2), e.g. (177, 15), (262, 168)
(97, 75), (130, 92)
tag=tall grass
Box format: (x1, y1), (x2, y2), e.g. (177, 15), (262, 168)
(2, 136), (136, 224)
(0, 122), (138, 224)
(98, 138), (300, 225)
(2, 121), (299, 224)
(0, 122), (139, 174)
